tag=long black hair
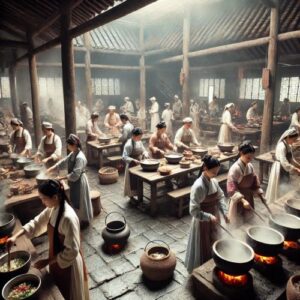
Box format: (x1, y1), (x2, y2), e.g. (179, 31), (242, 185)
(131, 127), (143, 151)
(38, 179), (70, 255)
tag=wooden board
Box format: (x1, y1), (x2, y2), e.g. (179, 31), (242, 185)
(255, 151), (275, 164)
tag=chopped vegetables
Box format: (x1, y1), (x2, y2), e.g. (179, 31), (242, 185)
(7, 282), (37, 299)
(0, 258), (25, 272)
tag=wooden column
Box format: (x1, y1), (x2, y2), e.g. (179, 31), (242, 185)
(260, 3), (279, 154)
(83, 33), (93, 112)
(139, 22), (146, 129)
(8, 64), (20, 117)
(182, 8), (191, 117)
(61, 9), (76, 138)
(28, 35), (42, 147)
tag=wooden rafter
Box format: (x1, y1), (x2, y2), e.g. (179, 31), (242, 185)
(0, 39), (28, 48)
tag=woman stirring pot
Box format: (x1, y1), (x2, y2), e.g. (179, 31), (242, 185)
(185, 155), (229, 273)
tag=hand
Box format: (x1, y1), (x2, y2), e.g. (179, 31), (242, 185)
(233, 127), (239, 133)
(35, 156), (41, 163)
(134, 159), (140, 165)
(296, 168), (300, 175)
(46, 167), (54, 174)
(6, 236), (17, 251)
(159, 149), (165, 155)
(210, 215), (218, 224)
(42, 157), (50, 164)
(224, 215), (230, 224)
(34, 259), (49, 270)
(241, 198), (251, 209)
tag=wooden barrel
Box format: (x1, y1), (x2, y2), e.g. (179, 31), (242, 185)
(98, 167), (119, 185)
(90, 190), (101, 217)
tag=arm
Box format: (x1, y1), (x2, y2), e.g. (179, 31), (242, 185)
(51, 135), (62, 160)
(36, 138), (45, 157)
(174, 128), (185, 147)
(54, 153), (71, 170)
(104, 114), (110, 128)
(227, 166), (244, 203)
(149, 135), (160, 154)
(216, 184), (228, 216)
(24, 130), (32, 150)
(191, 129), (200, 145)
(278, 143), (297, 173)
(165, 135), (174, 150)
(67, 155), (85, 182)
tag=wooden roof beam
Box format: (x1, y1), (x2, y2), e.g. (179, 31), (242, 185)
(0, 39), (28, 48)
(0, 24), (26, 40)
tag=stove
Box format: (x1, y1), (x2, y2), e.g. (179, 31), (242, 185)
(212, 267), (253, 300)
(0, 235), (9, 254)
(281, 240), (300, 261)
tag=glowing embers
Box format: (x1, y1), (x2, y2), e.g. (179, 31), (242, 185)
(217, 270), (248, 287)
(0, 235), (8, 253)
(254, 253), (278, 265)
(284, 240), (300, 250)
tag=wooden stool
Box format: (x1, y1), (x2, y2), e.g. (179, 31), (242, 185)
(90, 190), (101, 217)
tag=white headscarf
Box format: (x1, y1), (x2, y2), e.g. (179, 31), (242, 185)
(277, 127), (298, 144)
(224, 103), (235, 111)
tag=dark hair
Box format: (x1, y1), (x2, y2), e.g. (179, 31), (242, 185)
(202, 155), (220, 169)
(91, 112), (99, 119)
(283, 98), (289, 103)
(66, 134), (82, 149)
(288, 132), (299, 139)
(156, 121), (166, 129)
(38, 180), (70, 255)
(120, 114), (129, 121)
(132, 127), (143, 136)
(239, 140), (255, 154)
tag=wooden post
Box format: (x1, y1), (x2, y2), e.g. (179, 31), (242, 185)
(8, 64), (20, 117)
(61, 9), (76, 138)
(260, 3), (279, 154)
(182, 8), (191, 117)
(83, 33), (93, 112)
(28, 34), (42, 147)
(139, 22), (146, 130)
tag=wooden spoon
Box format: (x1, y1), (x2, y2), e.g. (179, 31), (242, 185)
(7, 247), (11, 271)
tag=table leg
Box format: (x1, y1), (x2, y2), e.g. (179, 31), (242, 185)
(150, 183), (157, 217)
(259, 162), (263, 183)
(99, 150), (103, 169)
(137, 178), (143, 202)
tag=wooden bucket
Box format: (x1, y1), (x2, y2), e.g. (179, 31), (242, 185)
(90, 190), (101, 217)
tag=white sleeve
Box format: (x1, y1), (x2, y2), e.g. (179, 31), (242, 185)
(24, 130), (32, 150)
(104, 114), (109, 127)
(291, 113), (300, 126)
(51, 135), (62, 160)
(174, 128), (184, 147)
(190, 182), (211, 221)
(55, 153), (71, 170)
(67, 156), (85, 182)
(36, 137), (45, 156)
(122, 141), (134, 164)
(86, 121), (93, 135)
(224, 111), (234, 128)
(277, 143), (295, 173)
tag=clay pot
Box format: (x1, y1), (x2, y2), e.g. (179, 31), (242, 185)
(140, 240), (176, 281)
(102, 212), (130, 247)
(286, 274), (300, 300)
(98, 167), (118, 185)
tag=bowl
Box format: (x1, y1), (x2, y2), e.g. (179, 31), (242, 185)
(285, 199), (300, 217)
(190, 147), (208, 157)
(16, 157), (33, 170)
(179, 160), (191, 169)
(217, 143), (235, 153)
(98, 136), (112, 144)
(0, 251), (31, 282)
(2, 273), (41, 300)
(24, 164), (44, 178)
(140, 159), (160, 172)
(0, 213), (16, 237)
(158, 166), (171, 176)
(164, 153), (183, 164)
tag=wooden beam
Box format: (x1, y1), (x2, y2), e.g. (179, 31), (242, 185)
(27, 34), (42, 147)
(139, 22), (146, 130)
(260, 1), (279, 154)
(61, 9), (77, 138)
(0, 24), (25, 40)
(8, 64), (20, 118)
(144, 48), (176, 57)
(32, 0), (84, 38)
(182, 7), (191, 117)
(83, 33), (93, 112)
(0, 39), (28, 48)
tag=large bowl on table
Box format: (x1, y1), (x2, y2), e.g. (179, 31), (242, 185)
(24, 164), (44, 178)
(2, 273), (41, 300)
(164, 153), (183, 164)
(190, 147), (208, 157)
(0, 213), (16, 237)
(98, 136), (112, 144)
(217, 143), (235, 153)
(16, 157), (33, 170)
(0, 251), (31, 282)
(140, 159), (160, 172)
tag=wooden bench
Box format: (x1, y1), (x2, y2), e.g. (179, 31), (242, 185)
(167, 173), (228, 218)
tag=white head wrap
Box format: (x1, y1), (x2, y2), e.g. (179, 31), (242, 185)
(108, 105), (116, 110)
(278, 127), (299, 143)
(124, 97), (130, 101)
(224, 103), (235, 111)
(42, 121), (53, 129)
(149, 97), (156, 101)
(183, 117), (193, 123)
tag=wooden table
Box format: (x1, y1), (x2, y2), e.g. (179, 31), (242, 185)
(130, 152), (238, 216)
(87, 133), (151, 168)
(254, 151), (274, 183)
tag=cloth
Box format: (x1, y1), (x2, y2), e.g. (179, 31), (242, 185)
(36, 133), (62, 161)
(161, 109), (174, 138)
(174, 126), (199, 152)
(190, 104), (201, 139)
(246, 107), (258, 122)
(55, 151), (93, 223)
(104, 113), (121, 135)
(86, 119), (103, 141)
(227, 158), (263, 224)
(122, 101), (135, 115)
(184, 175), (227, 273)
(10, 128), (32, 153)
(122, 139), (148, 197)
(22, 203), (89, 300)
(149, 101), (160, 133)
(218, 110), (235, 143)
(149, 132), (173, 159)
(173, 100), (183, 119)
(289, 112), (300, 129)
(119, 121), (134, 144)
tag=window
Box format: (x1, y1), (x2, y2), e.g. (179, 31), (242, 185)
(280, 77), (300, 102)
(38, 77), (63, 100)
(0, 77), (11, 98)
(92, 78), (120, 96)
(239, 78), (265, 100)
(199, 78), (225, 99)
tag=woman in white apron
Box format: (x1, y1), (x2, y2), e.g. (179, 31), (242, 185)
(190, 99), (201, 139)
(185, 155), (229, 273)
(218, 103), (238, 144)
(289, 107), (300, 130)
(104, 106), (122, 135)
(161, 103), (174, 139)
(149, 97), (160, 133)
(123, 128), (149, 199)
(7, 180), (89, 300)
(266, 128), (300, 203)
(227, 141), (264, 225)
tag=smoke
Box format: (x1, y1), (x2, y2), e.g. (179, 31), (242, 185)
(0, 178), (8, 213)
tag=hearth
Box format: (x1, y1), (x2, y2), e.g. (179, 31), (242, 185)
(281, 240), (300, 261)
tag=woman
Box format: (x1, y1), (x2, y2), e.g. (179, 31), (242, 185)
(119, 114), (134, 149)
(104, 106), (122, 135)
(266, 128), (300, 203)
(6, 180), (89, 300)
(227, 141), (264, 225)
(47, 134), (93, 228)
(123, 128), (149, 199)
(218, 103), (238, 144)
(9, 118), (32, 156)
(209, 96), (219, 118)
(86, 112), (103, 141)
(185, 155), (229, 273)
(190, 99), (201, 139)
(246, 101), (259, 123)
(161, 103), (174, 139)
(149, 121), (174, 159)
(149, 97), (160, 133)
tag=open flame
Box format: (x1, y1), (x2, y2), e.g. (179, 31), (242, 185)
(110, 244), (122, 250)
(217, 270), (248, 286)
(254, 254), (278, 265)
(284, 240), (300, 250)
(0, 236), (8, 245)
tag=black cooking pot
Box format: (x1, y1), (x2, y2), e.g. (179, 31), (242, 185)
(16, 157), (32, 169)
(269, 213), (300, 241)
(140, 159), (160, 172)
(164, 153), (183, 164)
(246, 226), (284, 257)
(285, 199), (300, 217)
(0, 213), (16, 237)
(24, 163), (44, 178)
(212, 239), (254, 275)
(102, 212), (130, 246)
